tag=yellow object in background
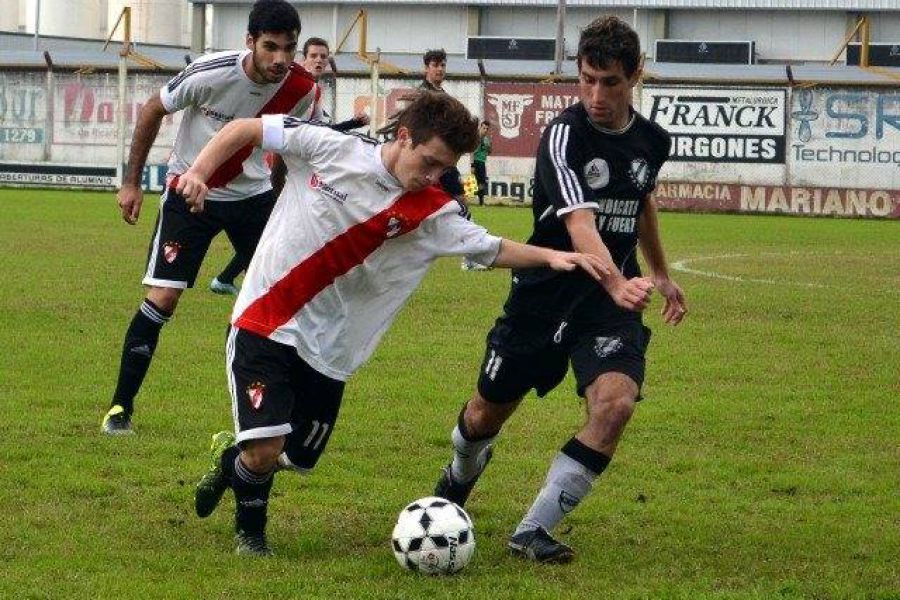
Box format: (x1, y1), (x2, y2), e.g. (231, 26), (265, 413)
(462, 173), (479, 199)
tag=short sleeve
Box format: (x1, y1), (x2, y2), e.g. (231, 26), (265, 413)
(536, 122), (598, 218)
(159, 64), (209, 113)
(426, 207), (502, 265)
(261, 114), (337, 162)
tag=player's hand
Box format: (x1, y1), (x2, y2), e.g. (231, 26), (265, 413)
(176, 171), (209, 214)
(117, 183), (144, 225)
(654, 276), (687, 325)
(607, 276), (654, 312)
(355, 111), (370, 126)
(547, 252), (610, 283)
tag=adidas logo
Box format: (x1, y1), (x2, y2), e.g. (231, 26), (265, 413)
(130, 344), (152, 357)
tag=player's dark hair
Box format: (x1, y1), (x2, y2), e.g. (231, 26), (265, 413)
(423, 48), (447, 66)
(247, 0), (301, 39)
(577, 15), (641, 77)
(378, 91), (478, 155)
(303, 37), (329, 57)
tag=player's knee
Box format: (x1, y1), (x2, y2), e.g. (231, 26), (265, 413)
(588, 393), (635, 432)
(146, 287), (182, 313)
(464, 393), (515, 437)
(240, 437), (284, 473)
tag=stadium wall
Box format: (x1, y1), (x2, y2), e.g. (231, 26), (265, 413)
(0, 69), (897, 219)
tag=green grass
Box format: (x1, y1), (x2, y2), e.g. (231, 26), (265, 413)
(0, 189), (897, 599)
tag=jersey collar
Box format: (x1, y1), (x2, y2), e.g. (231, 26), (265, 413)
(585, 105), (636, 136)
(374, 143), (402, 190)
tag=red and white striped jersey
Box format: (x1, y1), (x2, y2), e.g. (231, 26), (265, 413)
(160, 50), (321, 201)
(231, 115), (502, 381)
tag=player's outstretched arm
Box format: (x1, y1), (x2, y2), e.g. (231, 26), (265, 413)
(492, 239), (609, 284)
(117, 95), (168, 224)
(638, 196), (686, 325)
(565, 208), (654, 312)
(176, 118), (264, 213)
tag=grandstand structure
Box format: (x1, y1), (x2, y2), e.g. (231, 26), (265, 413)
(0, 1), (897, 219)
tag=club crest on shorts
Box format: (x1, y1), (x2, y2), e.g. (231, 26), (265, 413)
(162, 241), (181, 264)
(593, 336), (623, 358)
(247, 381), (266, 410)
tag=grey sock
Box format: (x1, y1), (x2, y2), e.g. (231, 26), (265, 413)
(514, 452), (597, 536)
(449, 424), (495, 483)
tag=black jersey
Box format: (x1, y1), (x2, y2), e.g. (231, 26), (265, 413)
(504, 102), (671, 325)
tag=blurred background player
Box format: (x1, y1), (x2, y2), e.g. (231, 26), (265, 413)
(472, 119), (492, 206)
(102, 0), (322, 434)
(180, 91), (609, 556)
(419, 48), (488, 270)
(432, 16), (687, 563)
(210, 35), (370, 296)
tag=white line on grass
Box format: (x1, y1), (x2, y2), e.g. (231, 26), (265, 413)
(670, 253), (829, 289)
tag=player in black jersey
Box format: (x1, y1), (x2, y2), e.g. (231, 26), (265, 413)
(433, 15), (687, 563)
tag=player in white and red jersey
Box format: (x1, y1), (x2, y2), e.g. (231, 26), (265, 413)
(208, 35), (371, 296)
(180, 91), (610, 556)
(103, 0), (322, 435)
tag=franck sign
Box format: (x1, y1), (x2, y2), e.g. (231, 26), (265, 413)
(643, 87), (786, 164)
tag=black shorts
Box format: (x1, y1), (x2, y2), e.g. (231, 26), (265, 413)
(142, 188), (275, 288)
(226, 327), (345, 471)
(476, 313), (652, 404)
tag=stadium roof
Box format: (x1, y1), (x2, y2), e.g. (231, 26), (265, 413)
(2, 31), (899, 87)
(0, 31), (198, 71)
(331, 52), (900, 86)
(192, 0), (900, 9)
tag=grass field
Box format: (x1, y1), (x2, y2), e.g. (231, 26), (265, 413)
(0, 188), (897, 599)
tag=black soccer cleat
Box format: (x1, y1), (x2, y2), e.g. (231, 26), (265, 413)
(101, 404), (134, 435)
(195, 431), (236, 518)
(507, 527), (575, 564)
(433, 447), (493, 507)
(235, 530), (272, 557)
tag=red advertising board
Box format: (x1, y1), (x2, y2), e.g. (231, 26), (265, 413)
(484, 82), (580, 158)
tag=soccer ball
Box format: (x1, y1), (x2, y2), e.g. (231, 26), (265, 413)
(391, 496), (475, 575)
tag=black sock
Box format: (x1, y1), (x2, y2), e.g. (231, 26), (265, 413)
(112, 299), (171, 415)
(216, 253), (248, 286)
(232, 455), (274, 536)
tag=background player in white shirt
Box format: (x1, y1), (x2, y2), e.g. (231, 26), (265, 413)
(208, 35), (371, 296)
(178, 91), (609, 556)
(103, 0), (321, 435)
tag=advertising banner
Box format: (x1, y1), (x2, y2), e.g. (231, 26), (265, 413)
(788, 87), (900, 190)
(652, 180), (899, 219)
(642, 86), (787, 164)
(483, 82), (580, 158)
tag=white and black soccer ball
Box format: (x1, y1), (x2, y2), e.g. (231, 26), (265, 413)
(391, 496), (475, 575)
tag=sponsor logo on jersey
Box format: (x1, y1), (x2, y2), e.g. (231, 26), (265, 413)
(163, 241), (181, 264)
(309, 172), (349, 203)
(486, 93), (534, 139)
(628, 158), (652, 191)
(593, 336), (623, 358)
(247, 381), (266, 410)
(584, 158), (610, 190)
(199, 105), (235, 123)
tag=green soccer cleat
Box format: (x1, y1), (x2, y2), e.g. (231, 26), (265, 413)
(195, 430), (236, 518)
(235, 530), (272, 557)
(101, 404), (134, 435)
